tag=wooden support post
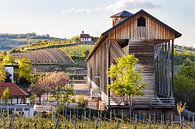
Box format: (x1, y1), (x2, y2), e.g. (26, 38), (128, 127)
(171, 40), (174, 97)
(157, 43), (160, 96)
(107, 40), (111, 107)
(167, 41), (171, 97)
(162, 43), (165, 96)
(159, 44), (163, 95)
(164, 43), (167, 96)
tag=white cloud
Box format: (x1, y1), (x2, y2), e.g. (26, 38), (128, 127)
(61, 0), (160, 14)
(106, 0), (161, 12)
(61, 8), (101, 14)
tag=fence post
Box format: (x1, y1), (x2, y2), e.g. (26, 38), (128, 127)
(70, 110), (72, 123)
(121, 111), (124, 127)
(193, 115), (195, 129)
(161, 114), (163, 125)
(171, 113), (173, 128)
(95, 119), (99, 129)
(135, 114), (137, 129)
(110, 110), (112, 127)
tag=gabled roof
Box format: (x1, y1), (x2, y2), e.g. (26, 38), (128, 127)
(80, 34), (91, 38)
(111, 10), (133, 18)
(0, 83), (28, 97)
(103, 9), (182, 38)
(86, 9), (182, 61)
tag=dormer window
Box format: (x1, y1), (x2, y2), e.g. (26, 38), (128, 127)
(137, 16), (146, 27)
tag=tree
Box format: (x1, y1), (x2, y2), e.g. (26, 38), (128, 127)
(29, 93), (37, 105)
(174, 59), (195, 111)
(30, 74), (49, 104)
(61, 84), (74, 105)
(107, 55), (145, 103)
(82, 49), (90, 57)
(1, 87), (12, 104)
(2, 54), (14, 65)
(0, 63), (6, 82)
(30, 72), (70, 104)
(48, 72), (70, 104)
(18, 58), (32, 87)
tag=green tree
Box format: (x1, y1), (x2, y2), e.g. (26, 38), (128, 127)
(174, 59), (195, 111)
(18, 58), (32, 81)
(107, 55), (145, 103)
(2, 54), (14, 65)
(0, 63), (6, 82)
(183, 57), (194, 66)
(82, 49), (90, 57)
(61, 84), (74, 105)
(1, 87), (12, 104)
(29, 93), (37, 105)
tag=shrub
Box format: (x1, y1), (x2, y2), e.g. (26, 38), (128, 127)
(77, 97), (88, 108)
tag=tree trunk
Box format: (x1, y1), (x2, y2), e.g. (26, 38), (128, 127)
(39, 96), (41, 104)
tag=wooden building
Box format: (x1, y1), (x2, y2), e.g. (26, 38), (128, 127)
(80, 31), (92, 43)
(86, 9), (182, 119)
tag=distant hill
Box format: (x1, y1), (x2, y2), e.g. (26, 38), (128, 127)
(10, 35), (96, 52)
(0, 33), (62, 51)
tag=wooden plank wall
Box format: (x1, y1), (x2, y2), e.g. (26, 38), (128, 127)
(87, 39), (126, 96)
(129, 41), (155, 99)
(108, 14), (176, 40)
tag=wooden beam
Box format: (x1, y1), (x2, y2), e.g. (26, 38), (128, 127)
(171, 39), (174, 97)
(167, 41), (171, 97)
(107, 40), (111, 107)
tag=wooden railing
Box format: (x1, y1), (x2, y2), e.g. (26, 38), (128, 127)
(91, 89), (101, 98)
(101, 91), (109, 106)
(151, 97), (175, 106)
(131, 97), (175, 107)
(110, 92), (126, 105)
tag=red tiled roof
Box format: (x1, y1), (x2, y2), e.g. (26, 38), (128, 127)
(80, 34), (91, 38)
(0, 83), (28, 97)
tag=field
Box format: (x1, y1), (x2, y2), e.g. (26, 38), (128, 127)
(12, 44), (94, 66)
(59, 44), (94, 57)
(0, 113), (193, 129)
(13, 49), (74, 65)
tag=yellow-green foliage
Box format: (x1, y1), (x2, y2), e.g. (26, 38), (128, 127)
(0, 63), (6, 82)
(77, 96), (88, 108)
(18, 58), (32, 81)
(177, 102), (186, 115)
(0, 115), (193, 129)
(108, 55), (145, 96)
(2, 54), (15, 65)
(1, 87), (12, 103)
(59, 45), (94, 57)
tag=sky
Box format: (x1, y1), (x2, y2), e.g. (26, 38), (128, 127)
(0, 0), (194, 47)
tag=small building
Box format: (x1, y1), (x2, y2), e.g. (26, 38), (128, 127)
(86, 10), (182, 120)
(0, 82), (29, 104)
(80, 31), (92, 43)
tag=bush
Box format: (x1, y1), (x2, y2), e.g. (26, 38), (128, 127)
(77, 97), (88, 108)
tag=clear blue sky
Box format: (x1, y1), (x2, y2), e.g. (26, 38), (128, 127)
(0, 0), (194, 47)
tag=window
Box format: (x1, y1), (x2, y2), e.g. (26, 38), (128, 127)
(137, 16), (146, 27)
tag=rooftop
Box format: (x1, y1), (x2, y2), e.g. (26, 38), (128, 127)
(111, 10), (133, 18)
(80, 33), (91, 38)
(0, 83), (28, 97)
